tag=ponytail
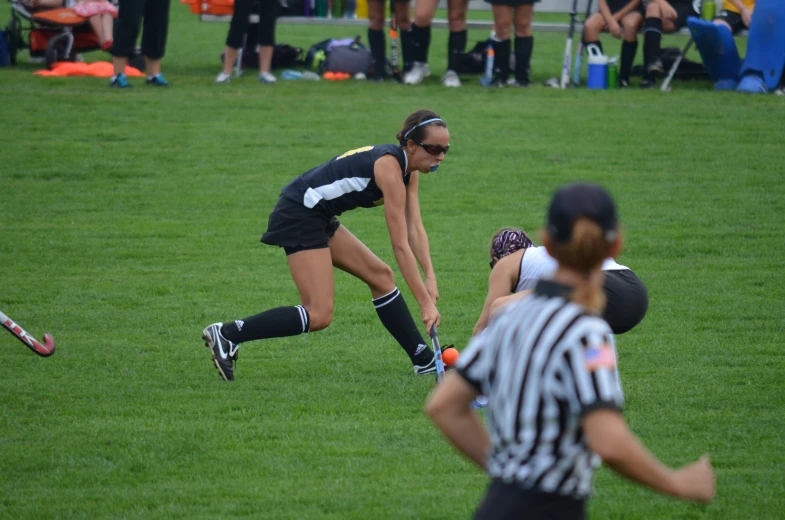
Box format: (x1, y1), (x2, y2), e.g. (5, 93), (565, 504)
(542, 218), (615, 314)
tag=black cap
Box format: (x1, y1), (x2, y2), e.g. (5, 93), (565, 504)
(547, 182), (618, 243)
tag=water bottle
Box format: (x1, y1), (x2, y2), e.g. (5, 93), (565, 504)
(315, 0), (327, 17)
(607, 57), (618, 89)
(281, 69), (303, 80)
(344, 0), (356, 18)
(331, 0), (342, 18)
(479, 42), (494, 86)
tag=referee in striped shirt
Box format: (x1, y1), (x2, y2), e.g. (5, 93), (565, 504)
(426, 183), (715, 519)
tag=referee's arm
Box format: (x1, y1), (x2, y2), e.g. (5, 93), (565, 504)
(425, 336), (491, 470)
(425, 373), (490, 470)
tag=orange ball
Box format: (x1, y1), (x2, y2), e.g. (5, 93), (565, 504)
(442, 347), (460, 366)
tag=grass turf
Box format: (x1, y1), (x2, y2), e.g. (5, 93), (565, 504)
(1, 4), (783, 519)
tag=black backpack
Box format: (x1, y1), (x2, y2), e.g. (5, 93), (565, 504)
(457, 39), (492, 75)
(222, 43), (304, 70)
(632, 47), (709, 80)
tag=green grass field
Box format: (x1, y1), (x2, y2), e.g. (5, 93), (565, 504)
(1, 4), (784, 519)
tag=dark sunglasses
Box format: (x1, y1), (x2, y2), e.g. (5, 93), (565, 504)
(417, 142), (450, 156)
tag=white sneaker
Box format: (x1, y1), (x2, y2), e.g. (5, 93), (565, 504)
(214, 72), (232, 84)
(442, 69), (461, 87)
(259, 71), (277, 84)
(403, 62), (430, 85)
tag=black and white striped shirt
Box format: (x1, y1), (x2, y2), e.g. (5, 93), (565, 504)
(457, 280), (624, 500)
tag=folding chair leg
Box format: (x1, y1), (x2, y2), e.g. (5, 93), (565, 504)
(661, 38), (693, 92)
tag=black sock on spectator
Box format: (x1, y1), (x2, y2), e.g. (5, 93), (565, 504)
(220, 306), (309, 344)
(620, 40), (638, 82)
(401, 28), (413, 71)
(493, 38), (511, 82)
(411, 24), (431, 63)
(448, 30), (467, 71)
(514, 36), (533, 84)
(643, 17), (663, 67)
(368, 28), (386, 78)
(585, 39), (602, 54)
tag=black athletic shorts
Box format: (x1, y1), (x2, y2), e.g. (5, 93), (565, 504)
(474, 480), (586, 520)
(672, 2), (699, 30)
(602, 269), (649, 335)
(485, 0), (538, 8)
(607, 0), (644, 15)
(715, 10), (745, 34)
(261, 195), (340, 256)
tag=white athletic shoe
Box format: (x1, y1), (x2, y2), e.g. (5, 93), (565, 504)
(259, 71), (277, 84)
(404, 62), (430, 85)
(214, 72), (232, 84)
(442, 69), (462, 87)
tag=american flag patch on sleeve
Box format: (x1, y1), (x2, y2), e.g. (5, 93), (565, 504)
(584, 344), (616, 372)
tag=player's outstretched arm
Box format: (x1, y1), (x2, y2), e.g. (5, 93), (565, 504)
(376, 155), (439, 331)
(404, 171), (438, 302)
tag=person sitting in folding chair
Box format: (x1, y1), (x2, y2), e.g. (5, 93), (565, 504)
(641, 0), (700, 87)
(581, 0), (644, 87)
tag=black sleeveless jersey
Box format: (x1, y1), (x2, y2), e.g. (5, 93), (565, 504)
(280, 144), (410, 217)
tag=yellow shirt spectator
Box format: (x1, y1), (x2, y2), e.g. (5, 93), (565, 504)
(722, 0), (755, 14)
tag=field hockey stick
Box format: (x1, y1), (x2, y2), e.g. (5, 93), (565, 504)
(661, 38), (693, 92)
(572, 0), (594, 86)
(429, 325), (446, 383)
(389, 0), (403, 83)
(0, 310), (55, 357)
(560, 0), (582, 88)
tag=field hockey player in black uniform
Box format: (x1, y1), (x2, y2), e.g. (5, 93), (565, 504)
(202, 110), (449, 381)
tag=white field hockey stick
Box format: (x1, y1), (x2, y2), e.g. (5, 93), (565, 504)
(0, 310), (55, 357)
(661, 38), (693, 92)
(572, 0), (595, 86)
(560, 0), (582, 88)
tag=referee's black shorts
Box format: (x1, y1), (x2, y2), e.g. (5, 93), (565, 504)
(474, 480), (586, 520)
(603, 269), (648, 335)
(261, 196), (340, 256)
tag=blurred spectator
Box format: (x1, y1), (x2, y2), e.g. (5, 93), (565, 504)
(581, 0), (643, 87)
(367, 0), (412, 82)
(402, 0), (468, 87)
(485, 0), (537, 86)
(110, 0), (171, 88)
(641, 0), (699, 88)
(74, 0), (118, 51)
(215, 0), (278, 84)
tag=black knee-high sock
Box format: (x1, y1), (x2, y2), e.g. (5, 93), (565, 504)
(221, 306), (310, 344)
(401, 28), (413, 71)
(643, 17), (663, 67)
(492, 38), (511, 81)
(514, 36), (534, 84)
(411, 24), (431, 63)
(373, 288), (433, 365)
(584, 39), (602, 54)
(447, 29), (467, 72)
(368, 28), (386, 78)
(620, 40), (638, 81)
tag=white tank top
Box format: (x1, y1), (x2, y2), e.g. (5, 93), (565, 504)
(514, 246), (629, 293)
